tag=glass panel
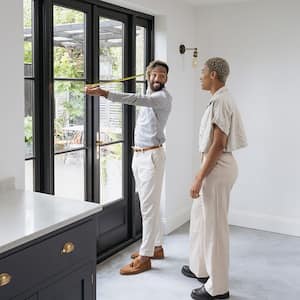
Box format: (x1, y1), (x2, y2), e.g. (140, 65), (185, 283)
(99, 82), (123, 143)
(24, 79), (34, 158)
(100, 143), (123, 205)
(136, 26), (146, 81)
(99, 17), (124, 80)
(136, 82), (145, 95)
(136, 26), (147, 118)
(24, 0), (33, 77)
(55, 150), (85, 200)
(53, 6), (85, 79)
(25, 159), (34, 191)
(135, 82), (145, 116)
(54, 81), (85, 153)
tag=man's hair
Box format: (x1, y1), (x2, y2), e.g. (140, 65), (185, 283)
(146, 60), (169, 80)
(205, 57), (230, 83)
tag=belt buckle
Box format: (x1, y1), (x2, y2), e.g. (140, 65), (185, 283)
(133, 146), (143, 152)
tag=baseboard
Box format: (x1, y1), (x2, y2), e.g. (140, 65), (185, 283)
(229, 209), (300, 237)
(162, 206), (191, 235)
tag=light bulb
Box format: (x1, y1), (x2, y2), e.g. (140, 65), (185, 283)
(192, 56), (198, 67)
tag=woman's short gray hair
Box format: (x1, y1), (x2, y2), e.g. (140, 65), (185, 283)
(205, 57), (230, 83)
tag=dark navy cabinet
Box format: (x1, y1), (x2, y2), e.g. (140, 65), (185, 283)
(38, 264), (93, 300)
(0, 217), (98, 300)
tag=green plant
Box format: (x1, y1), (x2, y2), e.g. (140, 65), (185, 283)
(54, 116), (65, 140)
(24, 116), (33, 143)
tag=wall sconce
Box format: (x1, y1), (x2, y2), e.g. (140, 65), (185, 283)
(179, 44), (198, 67)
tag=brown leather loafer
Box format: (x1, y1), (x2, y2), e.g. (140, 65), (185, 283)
(131, 247), (165, 259)
(120, 258), (151, 275)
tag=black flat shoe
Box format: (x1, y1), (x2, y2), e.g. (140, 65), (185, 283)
(191, 286), (230, 300)
(181, 265), (209, 284)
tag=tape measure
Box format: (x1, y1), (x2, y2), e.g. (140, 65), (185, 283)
(85, 73), (145, 88)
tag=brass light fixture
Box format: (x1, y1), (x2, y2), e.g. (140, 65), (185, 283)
(179, 44), (198, 67)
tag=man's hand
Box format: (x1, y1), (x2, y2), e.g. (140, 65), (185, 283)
(85, 86), (109, 98)
(190, 177), (202, 199)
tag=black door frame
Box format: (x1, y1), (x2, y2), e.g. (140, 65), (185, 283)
(28, 0), (154, 262)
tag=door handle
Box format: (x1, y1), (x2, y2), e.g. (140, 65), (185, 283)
(96, 140), (103, 146)
(96, 132), (103, 160)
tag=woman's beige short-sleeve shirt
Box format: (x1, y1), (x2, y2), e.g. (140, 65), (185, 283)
(199, 87), (247, 153)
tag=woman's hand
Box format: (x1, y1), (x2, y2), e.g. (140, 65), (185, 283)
(190, 177), (203, 199)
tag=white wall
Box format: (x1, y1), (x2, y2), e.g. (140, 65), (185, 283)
(0, 1), (24, 189)
(0, 0), (197, 233)
(108, 0), (198, 233)
(8, 0), (299, 238)
(195, 0), (300, 236)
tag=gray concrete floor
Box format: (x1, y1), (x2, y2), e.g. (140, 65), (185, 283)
(96, 223), (300, 299)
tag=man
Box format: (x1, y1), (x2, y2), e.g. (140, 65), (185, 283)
(182, 58), (247, 299)
(85, 60), (172, 275)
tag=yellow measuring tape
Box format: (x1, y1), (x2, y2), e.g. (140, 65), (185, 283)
(86, 73), (145, 88)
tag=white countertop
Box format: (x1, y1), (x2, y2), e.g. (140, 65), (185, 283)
(0, 190), (102, 254)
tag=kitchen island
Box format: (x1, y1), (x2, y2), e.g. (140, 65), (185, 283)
(0, 190), (102, 300)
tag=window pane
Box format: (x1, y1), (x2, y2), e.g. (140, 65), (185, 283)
(24, 0), (33, 77)
(99, 83), (123, 143)
(136, 26), (147, 118)
(54, 81), (85, 153)
(99, 17), (124, 80)
(135, 82), (145, 116)
(136, 82), (145, 95)
(136, 26), (146, 81)
(100, 143), (123, 205)
(53, 6), (85, 79)
(25, 159), (34, 191)
(55, 151), (85, 200)
(25, 79), (34, 158)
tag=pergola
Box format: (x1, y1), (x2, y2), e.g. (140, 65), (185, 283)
(24, 19), (123, 49)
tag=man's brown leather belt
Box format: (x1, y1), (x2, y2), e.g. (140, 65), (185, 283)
(131, 144), (162, 152)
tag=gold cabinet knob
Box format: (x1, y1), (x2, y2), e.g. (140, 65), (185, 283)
(61, 242), (75, 254)
(0, 273), (12, 287)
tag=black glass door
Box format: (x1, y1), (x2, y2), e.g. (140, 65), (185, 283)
(24, 0), (153, 262)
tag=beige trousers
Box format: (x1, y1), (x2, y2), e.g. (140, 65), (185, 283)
(189, 152), (238, 296)
(132, 148), (165, 257)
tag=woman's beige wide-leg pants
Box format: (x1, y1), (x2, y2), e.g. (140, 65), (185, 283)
(189, 152), (238, 296)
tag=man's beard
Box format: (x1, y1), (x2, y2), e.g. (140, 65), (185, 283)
(150, 82), (165, 91)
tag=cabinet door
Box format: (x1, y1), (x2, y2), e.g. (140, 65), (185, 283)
(39, 265), (93, 300)
(11, 293), (38, 300)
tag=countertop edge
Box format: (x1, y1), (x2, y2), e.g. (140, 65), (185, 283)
(0, 205), (102, 255)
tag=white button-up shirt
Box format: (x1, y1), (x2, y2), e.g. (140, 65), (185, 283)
(199, 87), (247, 153)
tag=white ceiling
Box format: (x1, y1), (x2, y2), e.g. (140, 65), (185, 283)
(182, 0), (252, 6)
